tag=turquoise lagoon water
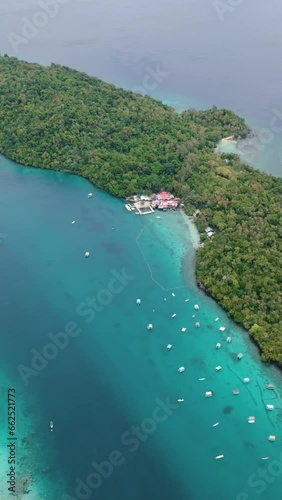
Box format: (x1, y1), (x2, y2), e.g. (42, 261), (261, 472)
(0, 155), (282, 500)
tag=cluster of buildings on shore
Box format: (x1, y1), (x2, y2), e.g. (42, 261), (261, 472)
(125, 192), (183, 215)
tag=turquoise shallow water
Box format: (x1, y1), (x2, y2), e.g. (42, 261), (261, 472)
(0, 155), (282, 500)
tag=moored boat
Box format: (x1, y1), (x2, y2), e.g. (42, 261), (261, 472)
(266, 404), (274, 410)
(213, 422), (219, 427)
(237, 353), (243, 360)
(215, 455), (224, 460)
(178, 366), (185, 373)
(50, 421), (54, 431)
(205, 391), (213, 397)
(248, 416), (255, 424)
(147, 323), (153, 330)
(216, 343), (221, 349)
(266, 384), (274, 390)
(166, 344), (172, 351)
(233, 389), (240, 395)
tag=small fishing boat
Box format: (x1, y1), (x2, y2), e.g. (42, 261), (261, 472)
(185, 298), (189, 302)
(243, 377), (250, 383)
(266, 384), (274, 390)
(156, 216), (161, 219)
(181, 327), (186, 332)
(136, 299), (141, 305)
(88, 193), (93, 198)
(219, 326), (225, 331)
(266, 404), (274, 411)
(85, 251), (90, 258)
(192, 314), (195, 318)
(166, 344), (172, 351)
(215, 317), (219, 321)
(71, 220), (76, 224)
(177, 399), (184, 403)
(226, 336), (232, 343)
(147, 324), (153, 330)
(215, 455), (224, 460)
(216, 343), (221, 349)
(195, 322), (200, 327)
(268, 435), (276, 442)
(262, 457), (270, 461)
(237, 353), (243, 360)
(199, 378), (205, 381)
(50, 421), (54, 431)
(213, 422), (219, 427)
(248, 416), (255, 424)
(171, 313), (177, 318)
(215, 366), (222, 372)
(194, 304), (199, 310)
(178, 366), (185, 373)
(171, 293), (175, 297)
(205, 391), (213, 397)
(233, 389), (240, 395)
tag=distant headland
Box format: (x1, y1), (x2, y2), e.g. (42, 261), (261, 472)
(0, 55), (281, 366)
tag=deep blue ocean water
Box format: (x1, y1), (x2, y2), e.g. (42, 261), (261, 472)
(0, 156), (282, 500)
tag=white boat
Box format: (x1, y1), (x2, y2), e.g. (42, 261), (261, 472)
(198, 378), (205, 381)
(268, 435), (276, 441)
(185, 298), (189, 302)
(147, 324), (153, 330)
(226, 336), (232, 343)
(216, 343), (221, 349)
(266, 384), (274, 390)
(237, 353), (243, 360)
(171, 293), (175, 297)
(71, 220), (76, 224)
(166, 344), (172, 351)
(88, 193), (93, 198)
(156, 216), (161, 219)
(178, 366), (185, 373)
(177, 399), (184, 403)
(215, 455), (224, 460)
(136, 299), (141, 305)
(195, 322), (200, 327)
(262, 457), (270, 460)
(248, 416), (255, 424)
(219, 326), (225, 331)
(243, 378), (250, 383)
(181, 327), (186, 332)
(192, 314), (195, 318)
(215, 317), (219, 321)
(194, 304), (199, 310)
(213, 422), (219, 427)
(266, 404), (274, 410)
(124, 204), (131, 211)
(171, 313), (177, 318)
(50, 421), (54, 431)
(85, 251), (90, 258)
(205, 391), (212, 397)
(215, 366), (222, 371)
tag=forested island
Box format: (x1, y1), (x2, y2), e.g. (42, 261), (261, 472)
(0, 56), (282, 365)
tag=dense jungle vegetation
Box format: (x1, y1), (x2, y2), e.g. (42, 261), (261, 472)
(0, 56), (282, 365)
